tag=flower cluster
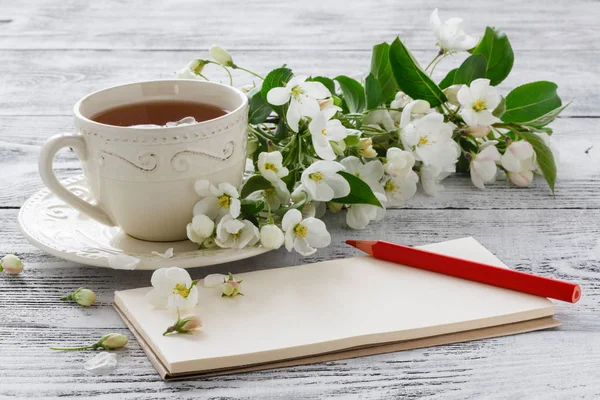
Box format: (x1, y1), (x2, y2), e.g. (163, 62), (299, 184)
(177, 9), (566, 257)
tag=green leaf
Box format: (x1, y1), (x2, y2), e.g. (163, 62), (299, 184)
(344, 134), (360, 146)
(261, 67), (293, 118)
(365, 73), (382, 110)
(247, 87), (273, 124)
(308, 76), (335, 94)
(519, 131), (557, 193)
(439, 68), (457, 90)
(388, 37), (447, 107)
(240, 199), (265, 216)
(240, 175), (272, 198)
(453, 54), (487, 86)
(519, 102), (570, 128)
(492, 96), (506, 118)
(472, 27), (514, 86)
(333, 171), (382, 207)
(334, 75), (366, 113)
(370, 42), (399, 103)
(502, 81), (563, 125)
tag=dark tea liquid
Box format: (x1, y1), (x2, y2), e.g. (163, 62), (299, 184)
(90, 100), (227, 126)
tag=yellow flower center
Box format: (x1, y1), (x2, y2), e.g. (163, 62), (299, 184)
(231, 232), (241, 239)
(217, 195), (231, 209)
(309, 172), (324, 183)
(291, 85), (304, 100)
(418, 136), (429, 145)
(321, 128), (327, 136)
(384, 180), (397, 193)
(173, 283), (190, 298)
(294, 224), (308, 238)
(473, 99), (487, 112)
(264, 162), (277, 171)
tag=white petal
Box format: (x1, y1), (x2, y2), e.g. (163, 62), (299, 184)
(313, 140), (336, 161)
(460, 108), (479, 127)
(469, 79), (491, 99)
(150, 268), (168, 289)
(151, 248), (174, 259)
(508, 170), (533, 187)
(194, 180), (212, 197)
(267, 87), (291, 106)
(475, 110), (501, 126)
(230, 198), (241, 218)
(346, 206), (371, 230)
(284, 230), (295, 251)
(456, 85), (474, 108)
(309, 112), (327, 136)
(361, 160), (385, 182)
(107, 254), (140, 270)
(340, 156), (362, 175)
(298, 96), (321, 118)
(219, 182), (239, 199)
(312, 182), (335, 201)
(287, 75), (307, 87)
(302, 81), (332, 99)
(430, 8), (442, 29)
(286, 99), (302, 132)
(303, 218), (331, 247)
(325, 120), (348, 141)
(165, 267), (192, 287)
(294, 237), (317, 256)
(282, 209), (303, 232)
(326, 173), (351, 198)
(203, 273), (227, 288)
(193, 197), (220, 219)
(501, 151), (522, 173)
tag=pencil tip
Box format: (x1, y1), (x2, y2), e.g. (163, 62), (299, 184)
(345, 240), (376, 255)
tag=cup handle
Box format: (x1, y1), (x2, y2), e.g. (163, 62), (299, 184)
(38, 133), (115, 227)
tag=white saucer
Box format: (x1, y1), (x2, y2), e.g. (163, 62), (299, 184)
(18, 175), (270, 270)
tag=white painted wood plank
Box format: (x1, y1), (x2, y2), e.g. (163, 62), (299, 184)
(1, 117), (597, 209)
(0, 50), (594, 116)
(1, 0), (598, 51)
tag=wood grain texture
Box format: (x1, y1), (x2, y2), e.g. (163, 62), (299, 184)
(0, 50), (595, 116)
(1, 0), (598, 51)
(1, 0), (599, 398)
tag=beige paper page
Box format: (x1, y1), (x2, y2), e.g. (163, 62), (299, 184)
(114, 237), (554, 375)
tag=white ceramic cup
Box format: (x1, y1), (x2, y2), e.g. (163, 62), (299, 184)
(39, 80), (248, 242)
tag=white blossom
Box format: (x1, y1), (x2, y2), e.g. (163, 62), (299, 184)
(0, 254), (23, 274)
(258, 151), (289, 183)
(260, 224), (285, 249)
(193, 181), (241, 220)
(390, 91), (412, 109)
(470, 142), (501, 189)
(383, 171), (419, 206)
(398, 100), (430, 129)
(340, 156), (385, 193)
(346, 192), (387, 230)
(383, 148), (416, 180)
(501, 141), (536, 187)
(419, 140), (461, 196)
(430, 9), (478, 53)
(146, 267), (199, 310)
(457, 79), (502, 127)
(400, 112), (456, 167)
(282, 209), (330, 256)
(266, 76), (331, 132)
(300, 160), (350, 202)
(215, 215), (260, 249)
(308, 108), (349, 160)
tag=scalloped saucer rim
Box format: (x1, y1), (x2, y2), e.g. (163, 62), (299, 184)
(17, 175), (270, 270)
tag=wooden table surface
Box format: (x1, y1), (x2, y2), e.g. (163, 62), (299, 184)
(1, 0), (599, 398)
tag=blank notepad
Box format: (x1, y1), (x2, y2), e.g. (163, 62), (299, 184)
(114, 237), (555, 376)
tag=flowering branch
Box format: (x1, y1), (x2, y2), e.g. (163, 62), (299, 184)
(176, 8), (566, 258)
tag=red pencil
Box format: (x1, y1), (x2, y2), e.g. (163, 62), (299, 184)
(346, 240), (581, 303)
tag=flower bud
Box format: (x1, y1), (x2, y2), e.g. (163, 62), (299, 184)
(98, 333), (128, 350)
(73, 288), (97, 306)
(358, 138), (377, 158)
(260, 224), (284, 249)
(209, 45), (234, 67)
(466, 125), (491, 138)
(327, 202), (343, 213)
(61, 287), (97, 306)
(221, 273), (242, 297)
(163, 313), (203, 336)
(0, 254), (23, 274)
